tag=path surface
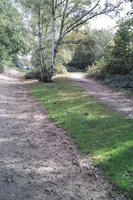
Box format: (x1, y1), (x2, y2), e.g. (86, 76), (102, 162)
(0, 70), (125, 200)
(70, 72), (133, 119)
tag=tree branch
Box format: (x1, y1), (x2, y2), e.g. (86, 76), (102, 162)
(55, 0), (66, 9)
(61, 1), (123, 39)
(63, 0), (101, 34)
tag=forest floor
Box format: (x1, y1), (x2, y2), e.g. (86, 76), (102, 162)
(0, 69), (126, 200)
(69, 72), (133, 119)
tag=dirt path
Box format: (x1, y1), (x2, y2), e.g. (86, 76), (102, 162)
(70, 72), (133, 119)
(0, 70), (125, 200)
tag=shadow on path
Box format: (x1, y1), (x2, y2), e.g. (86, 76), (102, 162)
(0, 70), (125, 200)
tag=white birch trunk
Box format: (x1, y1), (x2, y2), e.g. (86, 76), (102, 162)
(38, 4), (46, 82)
(49, 0), (55, 80)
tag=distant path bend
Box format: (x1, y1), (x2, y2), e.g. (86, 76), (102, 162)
(70, 72), (133, 119)
(0, 70), (125, 200)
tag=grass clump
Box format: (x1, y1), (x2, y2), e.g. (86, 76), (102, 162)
(31, 77), (133, 199)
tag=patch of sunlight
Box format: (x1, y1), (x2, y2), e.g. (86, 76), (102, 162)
(90, 113), (112, 120)
(24, 79), (38, 84)
(94, 140), (133, 162)
(0, 137), (15, 143)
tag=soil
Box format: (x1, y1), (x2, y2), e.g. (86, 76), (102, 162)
(0, 70), (125, 200)
(70, 72), (133, 119)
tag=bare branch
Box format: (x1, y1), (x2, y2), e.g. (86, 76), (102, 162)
(63, 0), (101, 34)
(65, 4), (79, 19)
(59, 0), (69, 38)
(55, 0), (66, 9)
(61, 1), (123, 39)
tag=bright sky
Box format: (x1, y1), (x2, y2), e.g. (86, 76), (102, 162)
(90, 2), (132, 30)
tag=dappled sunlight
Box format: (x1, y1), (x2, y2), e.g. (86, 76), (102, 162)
(69, 72), (85, 80)
(0, 94), (15, 101)
(0, 72), (23, 84)
(70, 75), (133, 119)
(53, 74), (69, 80)
(93, 140), (133, 162)
(0, 74), (17, 81)
(0, 137), (15, 143)
(24, 79), (38, 85)
(32, 77), (133, 197)
(0, 70), (37, 86)
(0, 70), (132, 198)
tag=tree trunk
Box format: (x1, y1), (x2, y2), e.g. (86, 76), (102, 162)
(38, 6), (46, 82)
(48, 0), (55, 81)
(47, 0), (68, 81)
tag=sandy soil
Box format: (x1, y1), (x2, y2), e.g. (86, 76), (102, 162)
(0, 70), (125, 200)
(70, 72), (133, 119)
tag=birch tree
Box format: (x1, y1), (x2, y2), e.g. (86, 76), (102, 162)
(47, 0), (124, 81)
(19, 0), (51, 81)
(19, 0), (125, 82)
(48, 0), (56, 81)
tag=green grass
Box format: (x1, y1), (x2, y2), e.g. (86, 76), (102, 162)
(31, 77), (133, 199)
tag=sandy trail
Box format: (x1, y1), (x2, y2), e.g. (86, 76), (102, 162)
(0, 70), (125, 200)
(70, 72), (133, 119)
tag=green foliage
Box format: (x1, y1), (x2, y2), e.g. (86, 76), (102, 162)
(69, 45), (95, 70)
(32, 77), (133, 199)
(68, 30), (95, 70)
(25, 71), (34, 79)
(104, 70), (133, 88)
(103, 18), (133, 75)
(87, 18), (133, 89)
(0, 0), (29, 70)
(92, 29), (113, 61)
(0, 64), (4, 73)
(25, 67), (40, 79)
(31, 45), (41, 68)
(53, 64), (67, 74)
(68, 29), (113, 70)
(25, 64), (66, 80)
(87, 61), (105, 79)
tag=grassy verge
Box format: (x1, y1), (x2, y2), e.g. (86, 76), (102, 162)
(31, 77), (133, 199)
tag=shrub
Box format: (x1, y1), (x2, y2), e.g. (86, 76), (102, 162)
(87, 19), (133, 89)
(102, 18), (133, 76)
(25, 68), (40, 79)
(0, 64), (4, 73)
(68, 45), (95, 70)
(87, 59), (106, 79)
(25, 64), (67, 80)
(87, 61), (133, 89)
(53, 64), (67, 74)
(104, 70), (133, 88)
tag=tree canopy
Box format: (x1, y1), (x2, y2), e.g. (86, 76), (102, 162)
(0, 0), (29, 71)
(18, 0), (125, 81)
(103, 18), (133, 75)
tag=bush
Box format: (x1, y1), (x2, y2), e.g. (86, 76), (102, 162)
(87, 59), (106, 79)
(68, 46), (95, 70)
(25, 71), (34, 79)
(102, 19), (133, 76)
(25, 64), (67, 80)
(25, 68), (40, 79)
(104, 70), (133, 88)
(53, 64), (67, 74)
(0, 64), (4, 73)
(87, 61), (133, 89)
(87, 19), (133, 89)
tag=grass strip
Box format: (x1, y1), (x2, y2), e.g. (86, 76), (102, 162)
(31, 77), (133, 199)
